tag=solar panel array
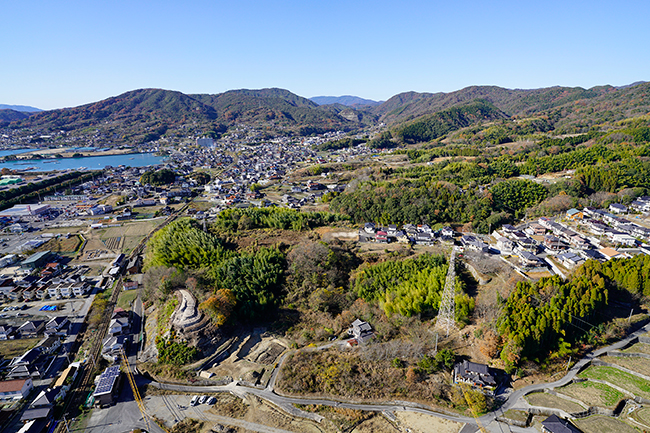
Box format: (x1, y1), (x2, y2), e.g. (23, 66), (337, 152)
(94, 365), (120, 396)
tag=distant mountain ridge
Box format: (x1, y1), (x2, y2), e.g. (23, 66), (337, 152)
(3, 82), (649, 145)
(310, 96), (382, 107)
(0, 104), (42, 112)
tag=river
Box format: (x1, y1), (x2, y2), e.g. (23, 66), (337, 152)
(0, 152), (166, 171)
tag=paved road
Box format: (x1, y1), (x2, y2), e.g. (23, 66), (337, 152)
(143, 320), (650, 433)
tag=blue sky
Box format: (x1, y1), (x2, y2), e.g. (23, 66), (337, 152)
(2, 0), (649, 110)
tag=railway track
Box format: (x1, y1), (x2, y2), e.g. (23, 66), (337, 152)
(55, 277), (124, 432)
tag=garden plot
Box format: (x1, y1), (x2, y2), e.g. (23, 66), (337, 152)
(524, 392), (585, 412)
(574, 415), (639, 433)
(579, 366), (650, 400)
(556, 381), (625, 409)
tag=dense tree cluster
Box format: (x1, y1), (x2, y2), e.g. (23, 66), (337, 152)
(140, 168), (176, 186)
(498, 256), (650, 370)
(146, 218), (286, 323)
(394, 100), (506, 144)
(330, 180), (493, 229)
(354, 254), (473, 322)
(214, 207), (349, 231)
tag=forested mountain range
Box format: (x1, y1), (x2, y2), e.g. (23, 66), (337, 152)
(3, 82), (649, 144)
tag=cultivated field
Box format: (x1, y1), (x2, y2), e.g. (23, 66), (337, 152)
(525, 392), (585, 412)
(557, 381), (624, 409)
(574, 415), (639, 433)
(579, 366), (650, 400)
(100, 219), (160, 254)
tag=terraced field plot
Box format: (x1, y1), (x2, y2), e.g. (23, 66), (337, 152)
(574, 415), (638, 433)
(525, 392), (585, 412)
(633, 407), (650, 428)
(622, 342), (650, 355)
(579, 366), (650, 399)
(602, 355), (650, 377)
(557, 381), (625, 409)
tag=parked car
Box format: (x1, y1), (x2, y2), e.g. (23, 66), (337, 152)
(207, 396), (216, 405)
(190, 395), (200, 406)
(199, 395), (208, 404)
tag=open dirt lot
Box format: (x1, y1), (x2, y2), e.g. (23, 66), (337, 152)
(395, 412), (463, 433)
(574, 415), (639, 433)
(524, 392), (585, 412)
(208, 330), (288, 385)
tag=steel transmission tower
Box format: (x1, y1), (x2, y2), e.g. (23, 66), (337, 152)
(436, 247), (457, 336)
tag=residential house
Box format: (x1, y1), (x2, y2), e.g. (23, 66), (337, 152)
(0, 378), (34, 401)
(18, 321), (45, 339)
(93, 365), (121, 407)
(72, 282), (90, 297)
(495, 236), (515, 254)
(415, 232), (435, 246)
(108, 317), (129, 337)
(612, 233), (637, 247)
(518, 251), (545, 268)
(609, 203), (628, 214)
(441, 226), (455, 237)
(375, 230), (389, 243)
(566, 208), (583, 221)
(45, 317), (68, 337)
(453, 361), (497, 392)
(543, 235), (568, 251)
(598, 247), (622, 261)
(460, 235), (489, 253)
(0, 325), (15, 340)
(38, 336), (61, 355)
(123, 281), (138, 291)
(525, 223), (546, 237)
(347, 319), (373, 344)
(556, 252), (585, 269)
(102, 335), (128, 362)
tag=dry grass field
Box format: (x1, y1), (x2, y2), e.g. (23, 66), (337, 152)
(0, 337), (41, 359)
(557, 381), (625, 409)
(602, 355), (650, 377)
(574, 415), (639, 433)
(525, 392), (585, 412)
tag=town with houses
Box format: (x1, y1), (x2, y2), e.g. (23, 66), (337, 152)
(0, 132), (649, 433)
